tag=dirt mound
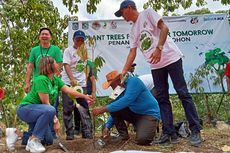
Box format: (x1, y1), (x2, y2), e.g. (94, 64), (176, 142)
(0, 127), (229, 153)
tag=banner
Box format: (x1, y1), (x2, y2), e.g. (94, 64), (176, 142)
(68, 14), (230, 96)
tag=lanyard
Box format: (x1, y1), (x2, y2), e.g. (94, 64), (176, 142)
(40, 45), (51, 57)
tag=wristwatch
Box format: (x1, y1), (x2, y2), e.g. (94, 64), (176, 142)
(157, 45), (163, 51)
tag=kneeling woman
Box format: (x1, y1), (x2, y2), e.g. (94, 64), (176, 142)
(17, 56), (93, 153)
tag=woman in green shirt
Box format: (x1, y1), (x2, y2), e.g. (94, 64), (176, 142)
(17, 56), (93, 153)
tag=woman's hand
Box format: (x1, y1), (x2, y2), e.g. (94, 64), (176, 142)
(53, 116), (60, 134)
(24, 82), (31, 93)
(84, 95), (94, 106)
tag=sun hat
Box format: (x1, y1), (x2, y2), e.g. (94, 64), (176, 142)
(102, 70), (121, 89)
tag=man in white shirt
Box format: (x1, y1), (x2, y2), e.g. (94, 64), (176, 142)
(61, 30), (95, 140)
(114, 0), (202, 147)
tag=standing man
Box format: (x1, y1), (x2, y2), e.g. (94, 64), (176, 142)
(61, 30), (95, 140)
(24, 27), (63, 93)
(73, 63), (96, 135)
(23, 27), (63, 145)
(114, 0), (202, 146)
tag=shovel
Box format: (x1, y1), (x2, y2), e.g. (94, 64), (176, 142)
(55, 135), (69, 153)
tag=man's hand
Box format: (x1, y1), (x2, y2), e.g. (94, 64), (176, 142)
(92, 107), (107, 116)
(121, 70), (128, 78)
(149, 48), (162, 64)
(91, 92), (96, 101)
(70, 79), (77, 86)
(120, 71), (129, 84)
(102, 126), (110, 138)
(24, 82), (31, 93)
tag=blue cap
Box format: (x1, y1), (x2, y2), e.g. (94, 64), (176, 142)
(73, 30), (86, 40)
(114, 0), (136, 17)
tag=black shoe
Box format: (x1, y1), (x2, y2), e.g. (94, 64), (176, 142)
(154, 133), (170, 144)
(74, 130), (81, 135)
(82, 133), (93, 139)
(189, 132), (202, 147)
(110, 134), (129, 143)
(170, 133), (180, 144)
(66, 135), (74, 140)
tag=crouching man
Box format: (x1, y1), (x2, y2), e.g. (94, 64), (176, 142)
(92, 70), (160, 145)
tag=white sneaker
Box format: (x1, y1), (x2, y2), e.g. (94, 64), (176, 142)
(26, 138), (46, 153)
(6, 128), (18, 151)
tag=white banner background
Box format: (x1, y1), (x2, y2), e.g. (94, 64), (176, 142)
(68, 14), (230, 96)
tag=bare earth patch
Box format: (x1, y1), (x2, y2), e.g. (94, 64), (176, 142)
(0, 127), (229, 153)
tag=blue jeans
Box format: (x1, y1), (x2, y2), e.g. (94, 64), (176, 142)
(17, 104), (56, 141)
(21, 123), (54, 145)
(151, 59), (201, 135)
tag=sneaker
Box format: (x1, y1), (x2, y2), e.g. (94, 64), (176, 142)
(66, 135), (74, 140)
(170, 133), (180, 144)
(153, 133), (170, 144)
(26, 138), (46, 153)
(189, 132), (202, 147)
(6, 128), (18, 151)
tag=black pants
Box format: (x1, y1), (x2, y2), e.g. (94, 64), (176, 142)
(111, 107), (158, 145)
(62, 92), (92, 137)
(151, 59), (201, 135)
(73, 87), (90, 132)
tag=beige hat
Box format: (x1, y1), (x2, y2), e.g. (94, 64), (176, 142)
(102, 70), (121, 89)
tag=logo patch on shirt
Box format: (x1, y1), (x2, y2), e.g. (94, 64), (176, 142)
(140, 30), (153, 53)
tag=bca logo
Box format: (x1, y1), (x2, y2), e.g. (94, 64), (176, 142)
(190, 17), (199, 24)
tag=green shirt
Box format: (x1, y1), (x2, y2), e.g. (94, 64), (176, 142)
(20, 75), (65, 105)
(29, 45), (63, 79)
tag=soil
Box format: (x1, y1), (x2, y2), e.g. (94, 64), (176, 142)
(0, 126), (229, 153)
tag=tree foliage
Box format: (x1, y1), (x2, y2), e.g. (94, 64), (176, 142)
(184, 8), (212, 15)
(62, 0), (101, 14)
(0, 0), (69, 127)
(61, 0), (230, 15)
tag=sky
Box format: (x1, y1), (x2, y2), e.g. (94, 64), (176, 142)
(53, 0), (230, 20)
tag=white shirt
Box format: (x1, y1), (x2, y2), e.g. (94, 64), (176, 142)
(138, 74), (154, 90)
(130, 8), (183, 69)
(61, 46), (86, 87)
